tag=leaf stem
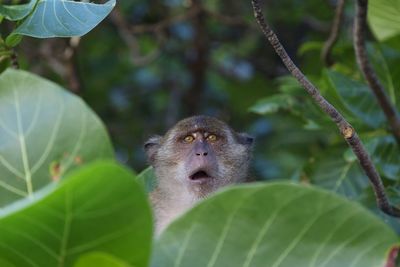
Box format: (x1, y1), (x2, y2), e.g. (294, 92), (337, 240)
(15, 89), (33, 197)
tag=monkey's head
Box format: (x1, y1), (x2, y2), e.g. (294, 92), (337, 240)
(144, 115), (254, 198)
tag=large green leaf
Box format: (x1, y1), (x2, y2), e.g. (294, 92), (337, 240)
(13, 0), (116, 38)
(0, 161), (152, 267)
(152, 183), (398, 267)
(74, 252), (131, 267)
(368, 0), (400, 41)
(0, 69), (114, 207)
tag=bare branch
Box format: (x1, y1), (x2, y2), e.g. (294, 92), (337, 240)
(109, 7), (162, 66)
(354, 0), (400, 144)
(251, 0), (400, 217)
(130, 5), (201, 34)
(130, 6), (250, 35)
(204, 9), (249, 26)
(321, 0), (346, 66)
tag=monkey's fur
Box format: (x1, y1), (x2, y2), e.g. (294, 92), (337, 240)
(144, 115), (253, 235)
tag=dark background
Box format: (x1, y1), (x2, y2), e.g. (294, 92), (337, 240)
(15, 0), (350, 179)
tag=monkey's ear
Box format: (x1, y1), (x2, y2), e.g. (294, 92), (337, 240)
(236, 132), (254, 147)
(144, 135), (162, 164)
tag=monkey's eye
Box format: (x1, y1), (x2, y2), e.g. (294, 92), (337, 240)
(207, 134), (217, 142)
(183, 135), (195, 143)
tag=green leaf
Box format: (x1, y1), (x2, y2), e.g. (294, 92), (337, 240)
(74, 252), (131, 267)
(137, 167), (157, 193)
(298, 41), (323, 56)
(0, 258), (16, 267)
(0, 161), (152, 267)
(249, 94), (294, 115)
(307, 148), (368, 199)
(325, 70), (386, 128)
(152, 183), (397, 267)
(368, 44), (396, 103)
(368, 0), (400, 41)
(0, 69), (114, 207)
(14, 0), (116, 38)
(5, 34), (22, 48)
(345, 135), (400, 181)
(0, 0), (37, 21)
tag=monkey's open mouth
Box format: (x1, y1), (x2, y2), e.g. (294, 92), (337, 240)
(189, 170), (212, 182)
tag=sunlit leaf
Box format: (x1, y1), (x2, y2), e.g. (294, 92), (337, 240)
(0, 69), (114, 207)
(0, 161), (152, 267)
(14, 0), (116, 38)
(368, 0), (400, 41)
(153, 183), (397, 267)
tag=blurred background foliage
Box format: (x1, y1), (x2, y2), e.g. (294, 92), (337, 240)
(6, 0), (400, 227)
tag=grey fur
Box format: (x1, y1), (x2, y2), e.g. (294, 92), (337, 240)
(144, 115), (253, 236)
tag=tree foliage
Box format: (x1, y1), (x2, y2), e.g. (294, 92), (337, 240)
(0, 0), (399, 266)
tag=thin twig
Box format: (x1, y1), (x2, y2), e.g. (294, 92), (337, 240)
(354, 0), (400, 144)
(204, 9), (250, 26)
(251, 0), (400, 217)
(130, 5), (201, 34)
(321, 0), (346, 66)
(110, 7), (162, 66)
(130, 6), (250, 34)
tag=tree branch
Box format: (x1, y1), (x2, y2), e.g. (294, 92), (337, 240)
(321, 0), (346, 66)
(251, 0), (400, 217)
(130, 5), (201, 34)
(354, 0), (400, 144)
(110, 7), (162, 66)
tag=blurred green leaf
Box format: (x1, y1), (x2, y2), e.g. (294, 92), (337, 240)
(368, 44), (396, 103)
(368, 0), (400, 41)
(307, 149), (368, 199)
(5, 34), (22, 48)
(0, 258), (15, 267)
(325, 70), (386, 128)
(345, 135), (400, 180)
(137, 166), (157, 193)
(249, 94), (294, 115)
(14, 0), (116, 38)
(0, 69), (114, 207)
(0, 161), (152, 267)
(298, 41), (323, 56)
(153, 183), (397, 267)
(0, 0), (36, 21)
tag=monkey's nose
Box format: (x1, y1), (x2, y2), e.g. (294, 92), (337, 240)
(196, 152), (208, 156)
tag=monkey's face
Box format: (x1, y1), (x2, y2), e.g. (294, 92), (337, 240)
(144, 116), (254, 197)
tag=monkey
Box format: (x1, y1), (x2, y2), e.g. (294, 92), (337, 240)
(144, 115), (254, 236)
